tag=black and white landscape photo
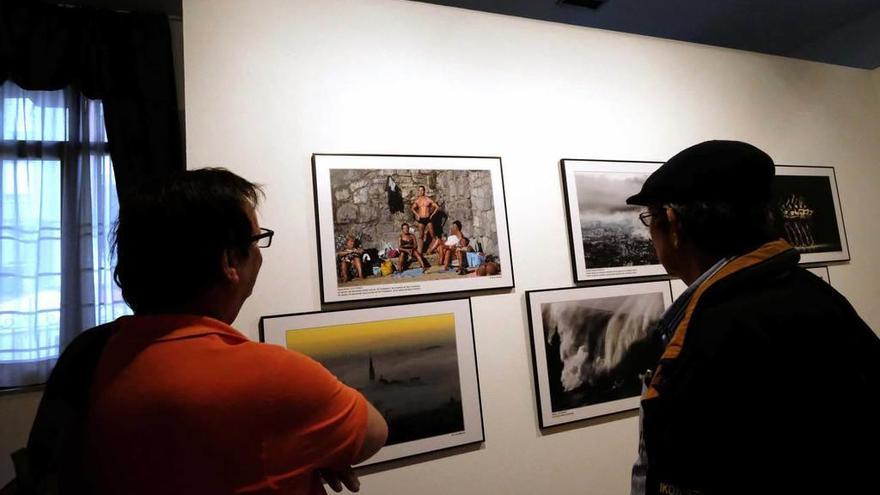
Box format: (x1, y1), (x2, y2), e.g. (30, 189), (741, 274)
(562, 160), (666, 281)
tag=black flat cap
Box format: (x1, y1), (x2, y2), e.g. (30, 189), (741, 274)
(626, 140), (775, 206)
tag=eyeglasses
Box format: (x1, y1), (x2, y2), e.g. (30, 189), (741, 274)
(250, 228), (274, 248)
(639, 206), (673, 227)
(638, 211), (657, 227)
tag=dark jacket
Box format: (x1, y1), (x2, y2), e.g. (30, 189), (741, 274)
(643, 240), (880, 494)
(16, 323), (114, 495)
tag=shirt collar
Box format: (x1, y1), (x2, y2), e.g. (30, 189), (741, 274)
(655, 256), (734, 344)
(113, 314), (248, 343)
(686, 256), (734, 293)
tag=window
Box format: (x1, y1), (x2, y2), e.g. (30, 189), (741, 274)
(0, 81), (130, 369)
(86, 102), (131, 327)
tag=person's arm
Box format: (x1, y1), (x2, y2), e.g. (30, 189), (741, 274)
(259, 347), (389, 490)
(352, 401), (388, 464)
(320, 401), (387, 493)
(410, 200), (419, 217)
(428, 198), (438, 218)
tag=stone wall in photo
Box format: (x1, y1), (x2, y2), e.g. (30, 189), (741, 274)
(330, 168), (500, 257)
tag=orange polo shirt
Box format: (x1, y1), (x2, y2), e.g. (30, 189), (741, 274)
(86, 315), (368, 494)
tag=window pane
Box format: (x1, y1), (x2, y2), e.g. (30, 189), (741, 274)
(91, 151), (130, 323)
(87, 98), (129, 323)
(0, 160), (61, 362)
(0, 84), (127, 365)
(2, 84), (67, 142)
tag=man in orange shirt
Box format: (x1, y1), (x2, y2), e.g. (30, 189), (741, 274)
(86, 169), (387, 494)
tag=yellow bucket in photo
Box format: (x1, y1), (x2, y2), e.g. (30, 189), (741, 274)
(380, 259), (394, 276)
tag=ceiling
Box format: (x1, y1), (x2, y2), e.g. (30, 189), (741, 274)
(413, 0), (880, 70)
(52, 0), (880, 69)
(57, 0), (182, 17)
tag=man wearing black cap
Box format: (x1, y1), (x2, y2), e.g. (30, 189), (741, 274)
(627, 140), (879, 495)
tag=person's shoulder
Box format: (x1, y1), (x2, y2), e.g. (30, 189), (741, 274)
(695, 265), (867, 345)
(235, 341), (346, 401)
(237, 340), (323, 372)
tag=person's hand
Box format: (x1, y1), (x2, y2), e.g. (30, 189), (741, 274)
(319, 466), (360, 493)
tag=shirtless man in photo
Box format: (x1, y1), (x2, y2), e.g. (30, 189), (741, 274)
(410, 185), (438, 253)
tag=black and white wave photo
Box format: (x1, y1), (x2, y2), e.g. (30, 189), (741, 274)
(541, 292), (664, 412)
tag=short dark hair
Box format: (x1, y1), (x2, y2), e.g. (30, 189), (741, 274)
(401, 222), (409, 229)
(418, 185), (426, 191)
(663, 201), (777, 257)
(453, 220), (462, 231)
(113, 168), (263, 314)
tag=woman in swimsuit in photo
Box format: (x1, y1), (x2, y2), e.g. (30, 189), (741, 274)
(397, 222), (429, 273)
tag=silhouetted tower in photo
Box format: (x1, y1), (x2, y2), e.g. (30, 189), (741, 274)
(369, 353), (376, 382)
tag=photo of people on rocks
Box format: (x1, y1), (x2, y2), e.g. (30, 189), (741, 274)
(329, 168), (503, 287)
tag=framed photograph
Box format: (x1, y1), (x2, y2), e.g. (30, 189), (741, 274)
(561, 159), (666, 282)
(313, 154), (514, 303)
(527, 281), (673, 428)
(772, 166), (850, 264)
(260, 299), (483, 466)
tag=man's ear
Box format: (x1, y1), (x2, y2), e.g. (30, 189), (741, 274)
(222, 248), (241, 284)
(666, 207), (682, 248)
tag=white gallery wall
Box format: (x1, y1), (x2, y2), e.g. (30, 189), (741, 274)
(874, 67), (880, 102)
(181, 0), (880, 493)
(2, 0), (878, 489)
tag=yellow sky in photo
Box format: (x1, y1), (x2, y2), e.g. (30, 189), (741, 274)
(285, 313), (456, 359)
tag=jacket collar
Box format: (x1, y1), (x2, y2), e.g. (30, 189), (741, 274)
(644, 239), (797, 401)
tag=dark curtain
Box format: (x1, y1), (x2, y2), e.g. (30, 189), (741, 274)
(0, 0), (184, 201)
(0, 0), (182, 386)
